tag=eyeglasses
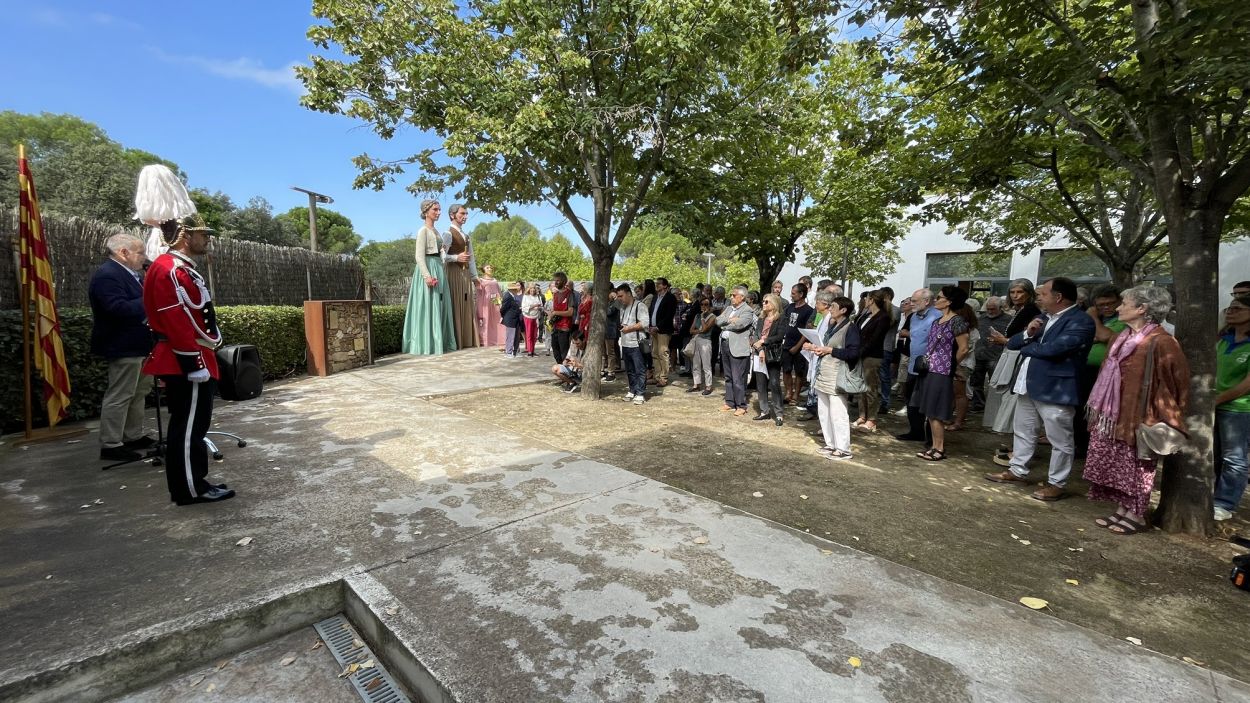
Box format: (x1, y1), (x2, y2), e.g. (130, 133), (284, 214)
(1227, 306), (1250, 314)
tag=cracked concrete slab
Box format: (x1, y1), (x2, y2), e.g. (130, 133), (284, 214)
(3, 347), (1246, 702)
(364, 479), (1243, 703)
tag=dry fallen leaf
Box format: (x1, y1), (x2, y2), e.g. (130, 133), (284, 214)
(190, 674), (206, 687)
(851, 536), (860, 541)
(206, 683), (216, 693)
(352, 638), (365, 649)
(385, 606), (399, 616)
(800, 494), (809, 500)
(1011, 534), (1019, 540)
(1018, 540), (1032, 546)
(848, 656), (862, 668)
(751, 491), (764, 498)
(338, 663), (360, 678)
(1125, 637), (1142, 646)
(1065, 579), (1079, 586)
(1182, 656), (1206, 667)
(280, 656), (297, 666)
(235, 537), (253, 547)
(1019, 597), (1049, 610)
(45, 575), (52, 580)
(216, 661), (229, 671)
(359, 659), (375, 669)
(310, 639), (324, 651)
(1068, 547), (1084, 552)
(693, 536), (709, 545)
(961, 486), (972, 492)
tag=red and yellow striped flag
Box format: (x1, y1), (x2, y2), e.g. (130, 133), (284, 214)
(17, 144), (72, 426)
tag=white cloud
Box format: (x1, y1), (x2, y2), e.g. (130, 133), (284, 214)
(149, 48), (305, 95)
(29, 7), (141, 31)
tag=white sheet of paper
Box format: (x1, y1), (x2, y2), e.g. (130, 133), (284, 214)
(751, 354), (767, 375)
(799, 328), (822, 345)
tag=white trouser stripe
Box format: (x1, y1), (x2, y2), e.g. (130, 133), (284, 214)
(185, 381), (199, 498)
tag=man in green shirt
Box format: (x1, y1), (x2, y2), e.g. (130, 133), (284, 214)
(1076, 286), (1126, 458)
(1214, 295), (1250, 521)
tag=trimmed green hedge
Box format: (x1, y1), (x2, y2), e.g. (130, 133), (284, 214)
(372, 305), (404, 356)
(0, 309), (109, 431)
(2, 304), (408, 432)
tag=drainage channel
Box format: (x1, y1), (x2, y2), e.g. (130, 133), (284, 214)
(4, 574), (439, 703)
(315, 615), (411, 703)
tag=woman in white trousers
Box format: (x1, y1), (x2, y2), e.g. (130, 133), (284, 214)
(805, 293), (862, 460)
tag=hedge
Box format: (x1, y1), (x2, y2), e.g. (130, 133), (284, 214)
(2, 303), (409, 432)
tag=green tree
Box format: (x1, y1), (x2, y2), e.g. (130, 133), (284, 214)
(0, 112), (181, 223)
(223, 196), (301, 247)
(299, 0), (815, 399)
(277, 206), (363, 254)
(359, 237), (417, 286)
(875, 0), (1250, 534)
(469, 217), (541, 246)
(189, 189), (235, 233)
(654, 45), (913, 292)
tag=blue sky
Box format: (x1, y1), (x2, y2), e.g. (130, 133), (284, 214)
(0, 1), (582, 244)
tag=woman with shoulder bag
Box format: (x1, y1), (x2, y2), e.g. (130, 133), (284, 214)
(751, 294), (790, 425)
(804, 294), (861, 460)
(1084, 285), (1190, 535)
(909, 286), (971, 461)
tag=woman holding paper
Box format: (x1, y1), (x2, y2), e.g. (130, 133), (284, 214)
(804, 294), (861, 460)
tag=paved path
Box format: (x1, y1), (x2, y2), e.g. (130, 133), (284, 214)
(1, 348), (1246, 702)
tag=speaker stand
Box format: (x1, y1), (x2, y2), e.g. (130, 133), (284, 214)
(205, 431), (248, 462)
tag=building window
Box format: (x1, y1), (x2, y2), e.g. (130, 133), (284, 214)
(1038, 249), (1110, 284)
(925, 252), (1012, 299)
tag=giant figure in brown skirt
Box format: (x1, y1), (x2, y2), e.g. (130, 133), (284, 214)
(443, 203), (479, 350)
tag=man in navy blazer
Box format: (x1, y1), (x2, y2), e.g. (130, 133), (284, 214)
(984, 276), (1095, 501)
(647, 277), (678, 386)
(89, 233), (154, 462)
(499, 281), (523, 357)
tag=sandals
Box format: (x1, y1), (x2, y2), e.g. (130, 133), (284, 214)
(917, 448), (947, 461)
(943, 423), (963, 432)
(1094, 514), (1124, 528)
(1108, 516), (1148, 536)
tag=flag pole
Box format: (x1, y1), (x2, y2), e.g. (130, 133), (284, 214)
(12, 144), (85, 445)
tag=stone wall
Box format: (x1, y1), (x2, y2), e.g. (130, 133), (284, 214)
(324, 301), (372, 374)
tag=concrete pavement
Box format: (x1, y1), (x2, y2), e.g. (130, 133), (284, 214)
(1, 347), (1246, 702)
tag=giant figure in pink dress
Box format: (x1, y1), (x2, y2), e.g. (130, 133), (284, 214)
(475, 263), (505, 347)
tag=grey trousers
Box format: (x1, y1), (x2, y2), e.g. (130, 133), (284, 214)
(99, 357), (151, 447)
(1008, 394), (1076, 487)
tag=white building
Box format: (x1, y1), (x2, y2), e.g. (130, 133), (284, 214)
(780, 218), (1250, 302)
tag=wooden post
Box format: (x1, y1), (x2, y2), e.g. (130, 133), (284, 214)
(17, 241), (33, 439)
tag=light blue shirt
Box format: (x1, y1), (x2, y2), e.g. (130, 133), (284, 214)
(907, 307), (937, 375)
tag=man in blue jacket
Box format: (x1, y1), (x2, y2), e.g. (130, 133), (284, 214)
(89, 233), (154, 462)
(984, 276), (1095, 501)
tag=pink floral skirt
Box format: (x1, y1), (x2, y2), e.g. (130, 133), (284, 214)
(1082, 432), (1157, 517)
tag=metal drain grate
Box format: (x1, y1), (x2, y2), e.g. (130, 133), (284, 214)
(314, 615), (411, 703)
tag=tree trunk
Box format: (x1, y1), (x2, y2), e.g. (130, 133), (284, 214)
(1152, 212), (1220, 535)
(1109, 263), (1135, 290)
(580, 246), (615, 400)
(755, 255), (783, 294)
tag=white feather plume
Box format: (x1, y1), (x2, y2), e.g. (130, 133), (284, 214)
(134, 164), (196, 261)
(134, 165), (195, 226)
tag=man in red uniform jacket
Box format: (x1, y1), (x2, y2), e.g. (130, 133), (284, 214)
(143, 214), (235, 505)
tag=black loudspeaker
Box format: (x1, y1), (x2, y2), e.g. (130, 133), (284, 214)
(216, 344), (264, 401)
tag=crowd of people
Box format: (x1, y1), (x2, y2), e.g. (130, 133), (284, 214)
(534, 272), (1250, 532)
(391, 199), (1247, 529)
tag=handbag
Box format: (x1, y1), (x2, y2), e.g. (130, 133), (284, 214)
(682, 338), (697, 358)
(914, 354), (930, 375)
(835, 357), (869, 395)
(1134, 339), (1186, 460)
(763, 342), (783, 365)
